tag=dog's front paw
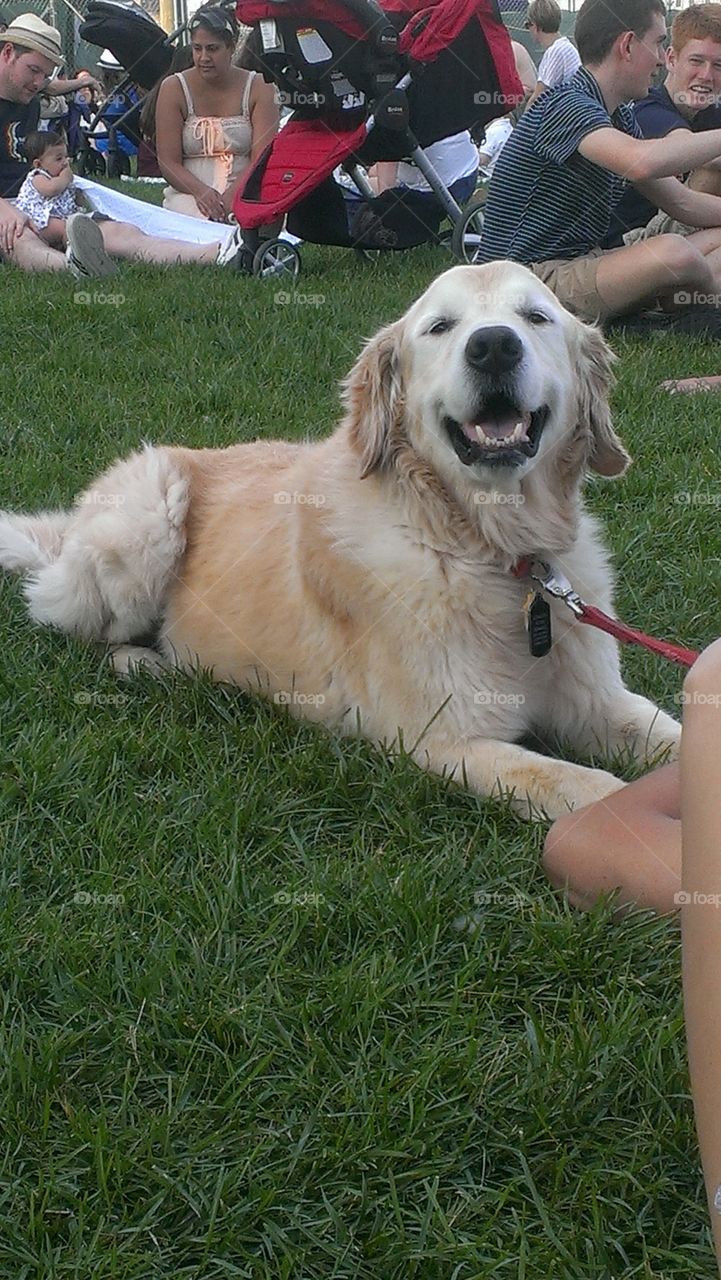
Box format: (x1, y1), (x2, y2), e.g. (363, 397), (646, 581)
(512, 762), (626, 822)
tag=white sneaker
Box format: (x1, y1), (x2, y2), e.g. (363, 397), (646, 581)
(66, 213), (117, 279)
(216, 226), (246, 269)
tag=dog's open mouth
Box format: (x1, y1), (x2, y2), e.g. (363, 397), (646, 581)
(443, 394), (549, 468)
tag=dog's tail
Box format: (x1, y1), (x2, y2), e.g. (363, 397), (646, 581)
(0, 445), (190, 643)
(0, 510), (71, 573)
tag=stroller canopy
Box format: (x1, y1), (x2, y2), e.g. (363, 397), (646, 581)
(79, 0), (173, 90)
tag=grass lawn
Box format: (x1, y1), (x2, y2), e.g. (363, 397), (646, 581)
(2, 184), (721, 1278)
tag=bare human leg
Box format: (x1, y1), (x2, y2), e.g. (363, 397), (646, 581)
(97, 220), (222, 266)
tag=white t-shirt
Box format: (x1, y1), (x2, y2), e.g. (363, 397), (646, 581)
(537, 36), (581, 89)
(395, 131), (479, 192)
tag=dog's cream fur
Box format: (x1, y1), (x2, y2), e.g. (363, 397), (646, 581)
(0, 263), (679, 818)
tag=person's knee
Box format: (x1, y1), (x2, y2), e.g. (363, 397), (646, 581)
(659, 233), (708, 283)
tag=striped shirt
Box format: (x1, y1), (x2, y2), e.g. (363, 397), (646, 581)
(477, 67), (642, 265)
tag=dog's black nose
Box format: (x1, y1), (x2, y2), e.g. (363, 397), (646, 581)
(465, 326), (523, 375)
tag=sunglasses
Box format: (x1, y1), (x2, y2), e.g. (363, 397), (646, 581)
(189, 9), (235, 35)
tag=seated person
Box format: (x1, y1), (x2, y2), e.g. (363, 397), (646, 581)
(524, 0), (581, 107)
(369, 131), (479, 206)
(353, 132), (478, 246)
(606, 3), (721, 246)
(155, 4), (278, 222)
(476, 0), (721, 325)
(12, 129), (245, 273)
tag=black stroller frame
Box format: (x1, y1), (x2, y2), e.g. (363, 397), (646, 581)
(233, 0), (522, 277)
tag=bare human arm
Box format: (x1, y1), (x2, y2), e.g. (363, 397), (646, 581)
(633, 174), (721, 227)
(680, 638), (721, 1278)
(155, 75), (227, 222)
(48, 74), (102, 96)
(578, 125), (721, 183)
(31, 162), (73, 200)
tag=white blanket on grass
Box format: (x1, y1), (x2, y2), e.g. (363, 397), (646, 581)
(75, 177), (230, 246)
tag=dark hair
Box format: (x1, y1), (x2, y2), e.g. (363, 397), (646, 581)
(22, 128), (64, 162)
(574, 0), (666, 64)
(188, 5), (238, 48)
(139, 42), (193, 142)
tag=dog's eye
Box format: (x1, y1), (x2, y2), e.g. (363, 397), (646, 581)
(525, 310), (551, 326)
(427, 318), (454, 335)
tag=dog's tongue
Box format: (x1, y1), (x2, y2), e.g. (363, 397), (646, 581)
(462, 410), (531, 447)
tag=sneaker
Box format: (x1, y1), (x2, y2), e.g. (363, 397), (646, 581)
(216, 226), (247, 269)
(66, 213), (117, 279)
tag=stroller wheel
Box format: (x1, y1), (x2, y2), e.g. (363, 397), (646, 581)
(451, 193), (487, 264)
(252, 240), (301, 281)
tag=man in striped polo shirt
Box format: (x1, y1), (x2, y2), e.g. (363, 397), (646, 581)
(477, 0), (721, 323)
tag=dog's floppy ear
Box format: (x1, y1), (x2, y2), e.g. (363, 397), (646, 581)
(342, 320), (404, 479)
(576, 321), (630, 477)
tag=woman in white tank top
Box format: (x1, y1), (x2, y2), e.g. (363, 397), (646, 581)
(155, 5), (279, 223)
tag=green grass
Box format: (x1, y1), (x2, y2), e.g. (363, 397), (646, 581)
(2, 187), (721, 1277)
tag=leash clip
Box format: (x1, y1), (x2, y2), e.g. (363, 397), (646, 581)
(528, 559), (584, 617)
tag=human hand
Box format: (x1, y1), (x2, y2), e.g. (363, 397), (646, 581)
(196, 185), (228, 223)
(0, 205), (31, 257)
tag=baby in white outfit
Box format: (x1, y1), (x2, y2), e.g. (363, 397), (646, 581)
(16, 130), (84, 246)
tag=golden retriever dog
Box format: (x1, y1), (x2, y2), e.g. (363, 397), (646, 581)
(0, 263), (679, 819)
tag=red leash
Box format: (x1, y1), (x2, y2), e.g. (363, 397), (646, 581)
(513, 557), (700, 669)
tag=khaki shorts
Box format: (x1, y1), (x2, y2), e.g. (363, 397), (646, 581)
(623, 209), (697, 243)
(529, 247), (619, 324)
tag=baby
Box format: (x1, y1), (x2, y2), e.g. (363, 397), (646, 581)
(16, 130), (84, 247)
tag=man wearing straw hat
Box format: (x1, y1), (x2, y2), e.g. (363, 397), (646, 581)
(0, 13), (247, 274)
(0, 13), (112, 271)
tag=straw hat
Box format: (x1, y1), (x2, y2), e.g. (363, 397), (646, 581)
(2, 12), (62, 64)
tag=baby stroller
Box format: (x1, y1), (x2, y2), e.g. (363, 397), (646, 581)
(77, 0), (178, 178)
(233, 0), (522, 278)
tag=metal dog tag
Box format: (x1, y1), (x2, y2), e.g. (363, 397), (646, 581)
(527, 592), (552, 657)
